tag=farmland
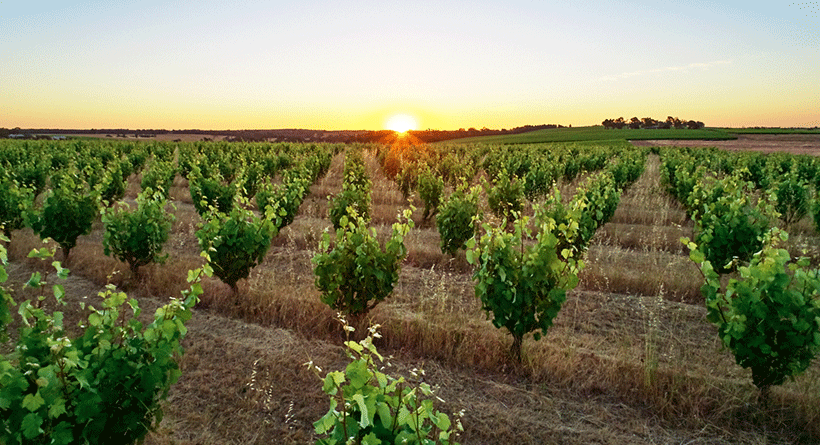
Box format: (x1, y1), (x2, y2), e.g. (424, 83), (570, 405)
(2, 134), (820, 444)
(447, 125), (738, 145)
(633, 133), (820, 155)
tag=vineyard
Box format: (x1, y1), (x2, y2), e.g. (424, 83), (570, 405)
(2, 136), (820, 444)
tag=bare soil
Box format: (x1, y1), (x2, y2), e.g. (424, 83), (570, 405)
(630, 134), (820, 155)
(6, 259), (807, 445)
(3, 146), (819, 444)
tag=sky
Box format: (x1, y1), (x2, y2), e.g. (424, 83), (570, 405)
(1, 1), (818, 130)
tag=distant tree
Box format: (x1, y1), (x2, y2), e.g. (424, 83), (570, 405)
(602, 115), (702, 130)
(641, 117), (657, 128)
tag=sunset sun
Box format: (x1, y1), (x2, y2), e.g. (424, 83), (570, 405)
(385, 114), (418, 133)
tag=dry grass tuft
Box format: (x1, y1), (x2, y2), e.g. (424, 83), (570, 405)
(5, 145), (820, 444)
(124, 173), (142, 199)
(580, 246), (703, 303)
(169, 175), (192, 203)
(5, 228), (49, 264)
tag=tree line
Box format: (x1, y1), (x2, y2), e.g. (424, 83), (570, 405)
(601, 116), (705, 130)
(0, 124), (566, 144)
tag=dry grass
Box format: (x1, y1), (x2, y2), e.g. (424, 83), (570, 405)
(4, 146), (820, 444)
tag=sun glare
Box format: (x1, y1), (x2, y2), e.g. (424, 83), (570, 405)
(385, 114), (418, 133)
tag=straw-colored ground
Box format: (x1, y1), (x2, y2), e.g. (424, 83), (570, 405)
(4, 138), (820, 444)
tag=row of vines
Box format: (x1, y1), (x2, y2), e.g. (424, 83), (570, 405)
(6, 136), (818, 442)
(0, 139), (345, 443)
(660, 146), (820, 400)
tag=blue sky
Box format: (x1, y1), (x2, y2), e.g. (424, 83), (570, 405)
(1, 1), (818, 129)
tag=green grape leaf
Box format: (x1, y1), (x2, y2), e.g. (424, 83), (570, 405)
(21, 413), (44, 439)
(22, 392), (45, 412)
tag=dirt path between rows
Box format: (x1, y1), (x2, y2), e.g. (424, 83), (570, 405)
(3, 258), (808, 444)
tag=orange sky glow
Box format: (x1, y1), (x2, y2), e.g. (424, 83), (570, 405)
(1, 1), (818, 130)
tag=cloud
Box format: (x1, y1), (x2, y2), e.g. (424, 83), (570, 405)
(599, 60), (732, 82)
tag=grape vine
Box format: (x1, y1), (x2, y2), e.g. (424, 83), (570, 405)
(685, 228), (820, 400)
(0, 244), (211, 444)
